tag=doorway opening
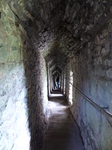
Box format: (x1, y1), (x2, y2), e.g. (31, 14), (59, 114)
(53, 73), (60, 90)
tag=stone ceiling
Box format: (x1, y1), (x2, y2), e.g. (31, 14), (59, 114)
(6, 0), (112, 70)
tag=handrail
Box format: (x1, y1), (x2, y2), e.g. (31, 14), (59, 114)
(68, 81), (112, 125)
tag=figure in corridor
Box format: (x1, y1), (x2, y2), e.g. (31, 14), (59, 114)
(56, 75), (59, 88)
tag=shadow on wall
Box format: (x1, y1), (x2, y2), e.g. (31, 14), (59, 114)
(22, 36), (45, 150)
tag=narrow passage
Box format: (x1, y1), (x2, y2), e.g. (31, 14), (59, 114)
(43, 90), (84, 150)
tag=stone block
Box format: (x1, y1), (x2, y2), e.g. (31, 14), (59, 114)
(108, 21), (112, 32)
(106, 68), (112, 79)
(100, 29), (108, 38)
(101, 48), (108, 55)
(97, 57), (102, 65)
(104, 59), (111, 66)
(95, 36), (100, 44)
(0, 46), (7, 62)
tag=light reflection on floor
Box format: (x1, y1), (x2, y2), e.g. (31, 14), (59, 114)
(49, 89), (63, 98)
(49, 93), (63, 97)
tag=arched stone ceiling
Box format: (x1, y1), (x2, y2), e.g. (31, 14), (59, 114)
(6, 0), (112, 68)
(52, 66), (62, 75)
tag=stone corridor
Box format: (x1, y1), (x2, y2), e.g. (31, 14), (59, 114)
(1, 0), (112, 150)
(43, 90), (84, 150)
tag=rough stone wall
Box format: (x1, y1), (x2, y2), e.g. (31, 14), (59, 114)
(0, 1), (49, 150)
(60, 73), (64, 92)
(49, 70), (54, 92)
(40, 52), (48, 115)
(23, 34), (49, 149)
(65, 20), (112, 149)
(63, 70), (66, 95)
(0, 1), (30, 150)
(5, 0), (112, 69)
(65, 63), (71, 102)
(2, 0), (112, 149)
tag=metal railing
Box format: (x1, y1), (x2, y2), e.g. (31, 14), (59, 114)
(68, 81), (112, 126)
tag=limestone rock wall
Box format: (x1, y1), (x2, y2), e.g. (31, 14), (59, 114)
(65, 20), (112, 149)
(0, 1), (49, 150)
(6, 0), (112, 71)
(65, 63), (71, 102)
(0, 1), (30, 150)
(23, 31), (51, 150)
(1, 0), (112, 149)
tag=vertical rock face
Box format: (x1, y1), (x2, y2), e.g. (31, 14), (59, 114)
(24, 38), (49, 150)
(0, 1), (31, 150)
(1, 0), (112, 150)
(0, 1), (48, 150)
(64, 23), (112, 150)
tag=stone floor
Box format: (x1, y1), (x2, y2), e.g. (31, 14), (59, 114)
(43, 90), (85, 150)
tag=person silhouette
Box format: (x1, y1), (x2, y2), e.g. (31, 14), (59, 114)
(56, 76), (59, 88)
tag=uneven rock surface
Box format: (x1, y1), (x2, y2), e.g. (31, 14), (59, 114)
(1, 0), (112, 149)
(43, 90), (84, 150)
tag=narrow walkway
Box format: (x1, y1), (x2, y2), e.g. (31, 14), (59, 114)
(43, 90), (84, 150)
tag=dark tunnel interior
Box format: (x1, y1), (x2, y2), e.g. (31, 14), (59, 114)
(0, 0), (112, 150)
